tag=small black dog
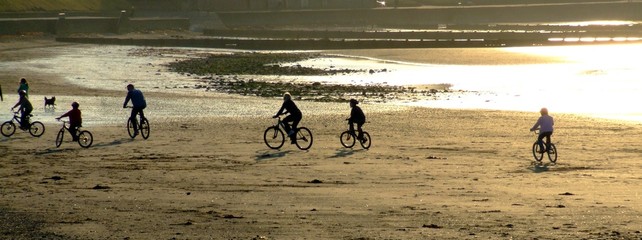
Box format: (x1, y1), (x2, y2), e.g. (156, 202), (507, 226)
(44, 96), (56, 109)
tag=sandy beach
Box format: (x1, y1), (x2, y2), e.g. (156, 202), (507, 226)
(1, 36), (642, 239)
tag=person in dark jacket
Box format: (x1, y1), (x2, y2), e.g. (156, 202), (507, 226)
(273, 92), (302, 144)
(56, 102), (82, 141)
(123, 84), (147, 136)
(347, 99), (366, 142)
(11, 90), (33, 129)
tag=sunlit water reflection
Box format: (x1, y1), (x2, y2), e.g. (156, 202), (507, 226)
(2, 43), (642, 126)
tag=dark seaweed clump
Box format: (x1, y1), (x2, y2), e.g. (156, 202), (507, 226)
(166, 52), (358, 76)
(166, 52), (454, 102)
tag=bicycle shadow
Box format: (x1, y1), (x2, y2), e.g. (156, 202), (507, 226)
(34, 147), (73, 155)
(255, 150), (295, 161)
(330, 148), (365, 159)
(528, 161), (556, 173)
(0, 133), (33, 142)
(32, 138), (134, 155)
(91, 138), (134, 148)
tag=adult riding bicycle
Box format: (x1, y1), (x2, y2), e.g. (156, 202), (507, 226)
(532, 129), (557, 163)
(55, 120), (93, 148)
(340, 120), (371, 149)
(264, 115), (313, 150)
(1, 111), (45, 137)
(125, 106), (150, 139)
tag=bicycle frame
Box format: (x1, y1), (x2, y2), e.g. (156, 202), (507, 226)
(273, 116), (292, 133)
(10, 111), (28, 126)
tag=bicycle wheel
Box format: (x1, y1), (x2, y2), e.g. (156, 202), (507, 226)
(55, 128), (65, 148)
(340, 131), (355, 148)
(78, 130), (93, 148)
(294, 127), (313, 150)
(127, 118), (136, 138)
(359, 132), (372, 149)
(264, 126), (285, 149)
(532, 142), (544, 161)
(547, 144), (558, 163)
(1, 121), (16, 137)
(140, 118), (150, 140)
(29, 121), (45, 137)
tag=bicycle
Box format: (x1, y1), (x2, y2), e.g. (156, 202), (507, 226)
(125, 106), (150, 139)
(55, 120), (93, 148)
(1, 111), (45, 137)
(340, 120), (371, 149)
(263, 116), (313, 150)
(532, 130), (557, 163)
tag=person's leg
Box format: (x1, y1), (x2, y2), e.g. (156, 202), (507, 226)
(290, 117), (302, 143)
(537, 133), (546, 153)
(68, 125), (79, 141)
(20, 110), (31, 129)
(544, 132), (552, 151)
(348, 120), (355, 135)
(356, 122), (364, 140)
(282, 115), (293, 135)
(130, 108), (139, 132)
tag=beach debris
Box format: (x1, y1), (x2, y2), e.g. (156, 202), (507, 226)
(559, 192), (575, 196)
(91, 184), (111, 190)
(307, 179), (323, 184)
(427, 156), (447, 160)
(546, 204), (566, 208)
(422, 224), (442, 229)
(43, 176), (64, 181)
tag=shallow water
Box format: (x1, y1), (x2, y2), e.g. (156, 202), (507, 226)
(2, 43), (642, 126)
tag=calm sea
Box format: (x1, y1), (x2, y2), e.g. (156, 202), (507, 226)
(304, 43), (642, 122)
(2, 43), (642, 125)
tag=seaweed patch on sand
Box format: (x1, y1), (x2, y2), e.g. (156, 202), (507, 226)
(163, 51), (460, 102)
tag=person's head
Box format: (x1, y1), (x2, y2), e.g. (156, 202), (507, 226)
(127, 84), (134, 91)
(71, 102), (79, 109)
(349, 99), (359, 107)
(20, 78), (26, 84)
(540, 107), (549, 115)
(283, 92), (291, 101)
(18, 90), (26, 97)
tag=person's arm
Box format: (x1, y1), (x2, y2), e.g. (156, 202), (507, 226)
(530, 117), (542, 131)
(123, 92), (131, 108)
(57, 110), (72, 120)
(274, 103), (286, 117)
(11, 99), (21, 110)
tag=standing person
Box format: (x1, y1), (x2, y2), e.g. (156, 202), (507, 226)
(17, 78), (29, 97)
(273, 92), (302, 144)
(347, 99), (366, 143)
(56, 102), (82, 141)
(530, 107), (554, 153)
(11, 90), (33, 130)
(123, 84), (146, 136)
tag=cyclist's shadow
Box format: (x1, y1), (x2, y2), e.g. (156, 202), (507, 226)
(91, 138), (134, 148)
(330, 148), (365, 159)
(528, 161), (555, 173)
(255, 150), (295, 162)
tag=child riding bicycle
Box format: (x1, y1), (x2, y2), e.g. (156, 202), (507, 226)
(347, 99), (366, 143)
(56, 102), (82, 141)
(11, 90), (32, 130)
(530, 107), (554, 153)
(273, 92), (302, 144)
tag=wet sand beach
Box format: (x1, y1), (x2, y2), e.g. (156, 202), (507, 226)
(1, 36), (642, 239)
